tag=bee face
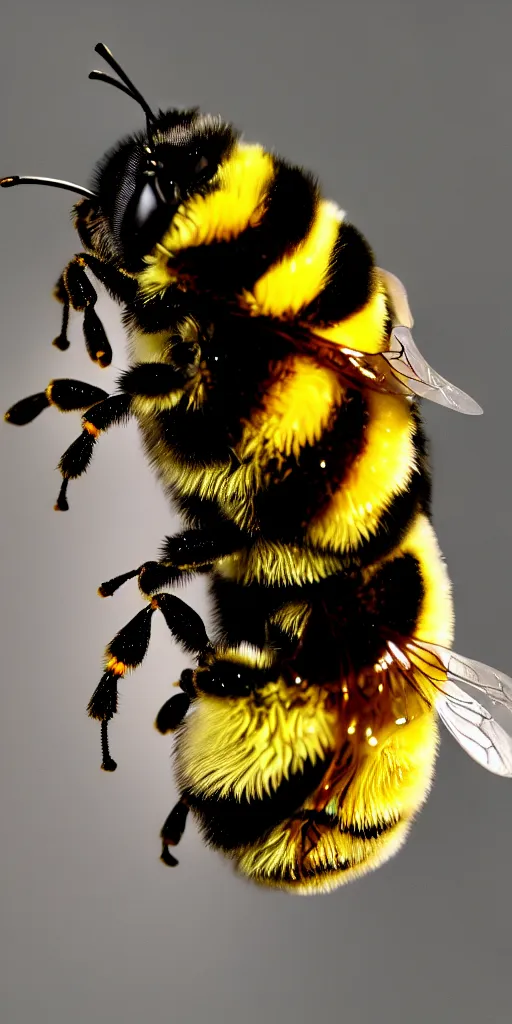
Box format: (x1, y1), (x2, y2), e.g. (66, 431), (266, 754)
(89, 109), (238, 269)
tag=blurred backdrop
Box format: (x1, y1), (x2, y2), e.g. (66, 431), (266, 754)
(1, 2), (512, 1022)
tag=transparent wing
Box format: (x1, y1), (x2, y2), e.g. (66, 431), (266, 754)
(388, 637), (512, 776)
(409, 640), (512, 714)
(377, 267), (481, 412)
(382, 326), (483, 415)
(436, 682), (512, 777)
(376, 267), (414, 327)
(241, 307), (484, 415)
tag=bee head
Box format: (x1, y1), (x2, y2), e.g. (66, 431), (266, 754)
(0, 44), (239, 274)
(91, 109), (238, 270)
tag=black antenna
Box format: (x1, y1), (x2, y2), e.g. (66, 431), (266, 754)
(0, 175), (97, 199)
(90, 43), (155, 126)
(89, 70), (137, 103)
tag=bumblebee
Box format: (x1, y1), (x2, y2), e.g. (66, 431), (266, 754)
(3, 44), (512, 892)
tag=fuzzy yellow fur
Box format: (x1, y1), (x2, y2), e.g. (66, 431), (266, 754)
(316, 282), (389, 354)
(242, 200), (343, 318)
(137, 143), (274, 297)
(182, 507), (453, 893)
(307, 389), (415, 552)
(236, 712), (438, 893)
(177, 679), (338, 802)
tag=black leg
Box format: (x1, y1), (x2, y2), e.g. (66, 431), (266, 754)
(160, 797), (190, 867)
(118, 361), (195, 396)
(154, 692), (191, 735)
(53, 257), (111, 366)
(99, 561), (194, 598)
(52, 275), (71, 351)
(53, 252), (136, 355)
(98, 523), (245, 597)
(87, 595), (211, 770)
(77, 252), (137, 305)
(55, 393), (132, 510)
(154, 667), (197, 735)
(5, 379), (109, 426)
(54, 252), (136, 367)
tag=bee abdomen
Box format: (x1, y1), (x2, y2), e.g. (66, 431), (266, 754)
(185, 755), (331, 852)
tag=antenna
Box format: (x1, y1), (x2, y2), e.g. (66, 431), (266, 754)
(90, 43), (155, 128)
(0, 175), (97, 200)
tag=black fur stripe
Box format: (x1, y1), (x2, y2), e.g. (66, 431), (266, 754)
(186, 755), (330, 851)
(303, 221), (375, 325)
(170, 159), (319, 295)
(297, 815), (403, 881)
(254, 388), (368, 540)
(281, 552), (424, 682)
(210, 551), (425, 680)
(292, 808), (399, 841)
(368, 552), (424, 637)
(337, 405), (431, 567)
(157, 401), (235, 465)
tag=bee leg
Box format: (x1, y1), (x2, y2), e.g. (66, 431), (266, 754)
(75, 252), (137, 305)
(98, 523), (245, 597)
(55, 255), (116, 367)
(88, 597), (210, 770)
(150, 593), (211, 655)
(5, 379), (109, 426)
(55, 393), (132, 511)
(52, 275), (71, 351)
(155, 669), (196, 735)
(160, 797), (190, 867)
(118, 361), (196, 397)
(159, 523), (244, 570)
(87, 603), (157, 771)
(98, 562), (191, 599)
(53, 252), (136, 354)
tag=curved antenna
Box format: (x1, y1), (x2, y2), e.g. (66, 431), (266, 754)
(89, 70), (137, 103)
(92, 42), (155, 125)
(0, 175), (97, 200)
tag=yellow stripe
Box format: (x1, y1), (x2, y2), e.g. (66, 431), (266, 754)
(137, 143), (274, 297)
(242, 199), (344, 317)
(217, 542), (344, 587)
(177, 681), (337, 802)
(398, 514), (454, 647)
(238, 354), (345, 463)
(307, 390), (415, 552)
(340, 711), (438, 831)
(236, 820), (413, 893)
(315, 281), (389, 354)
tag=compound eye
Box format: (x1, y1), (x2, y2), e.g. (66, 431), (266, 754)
(134, 182), (158, 228)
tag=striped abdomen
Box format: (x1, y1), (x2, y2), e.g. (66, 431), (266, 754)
(131, 139), (430, 568)
(176, 514), (453, 892)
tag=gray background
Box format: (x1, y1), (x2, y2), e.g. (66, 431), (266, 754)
(1, 1), (512, 1022)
